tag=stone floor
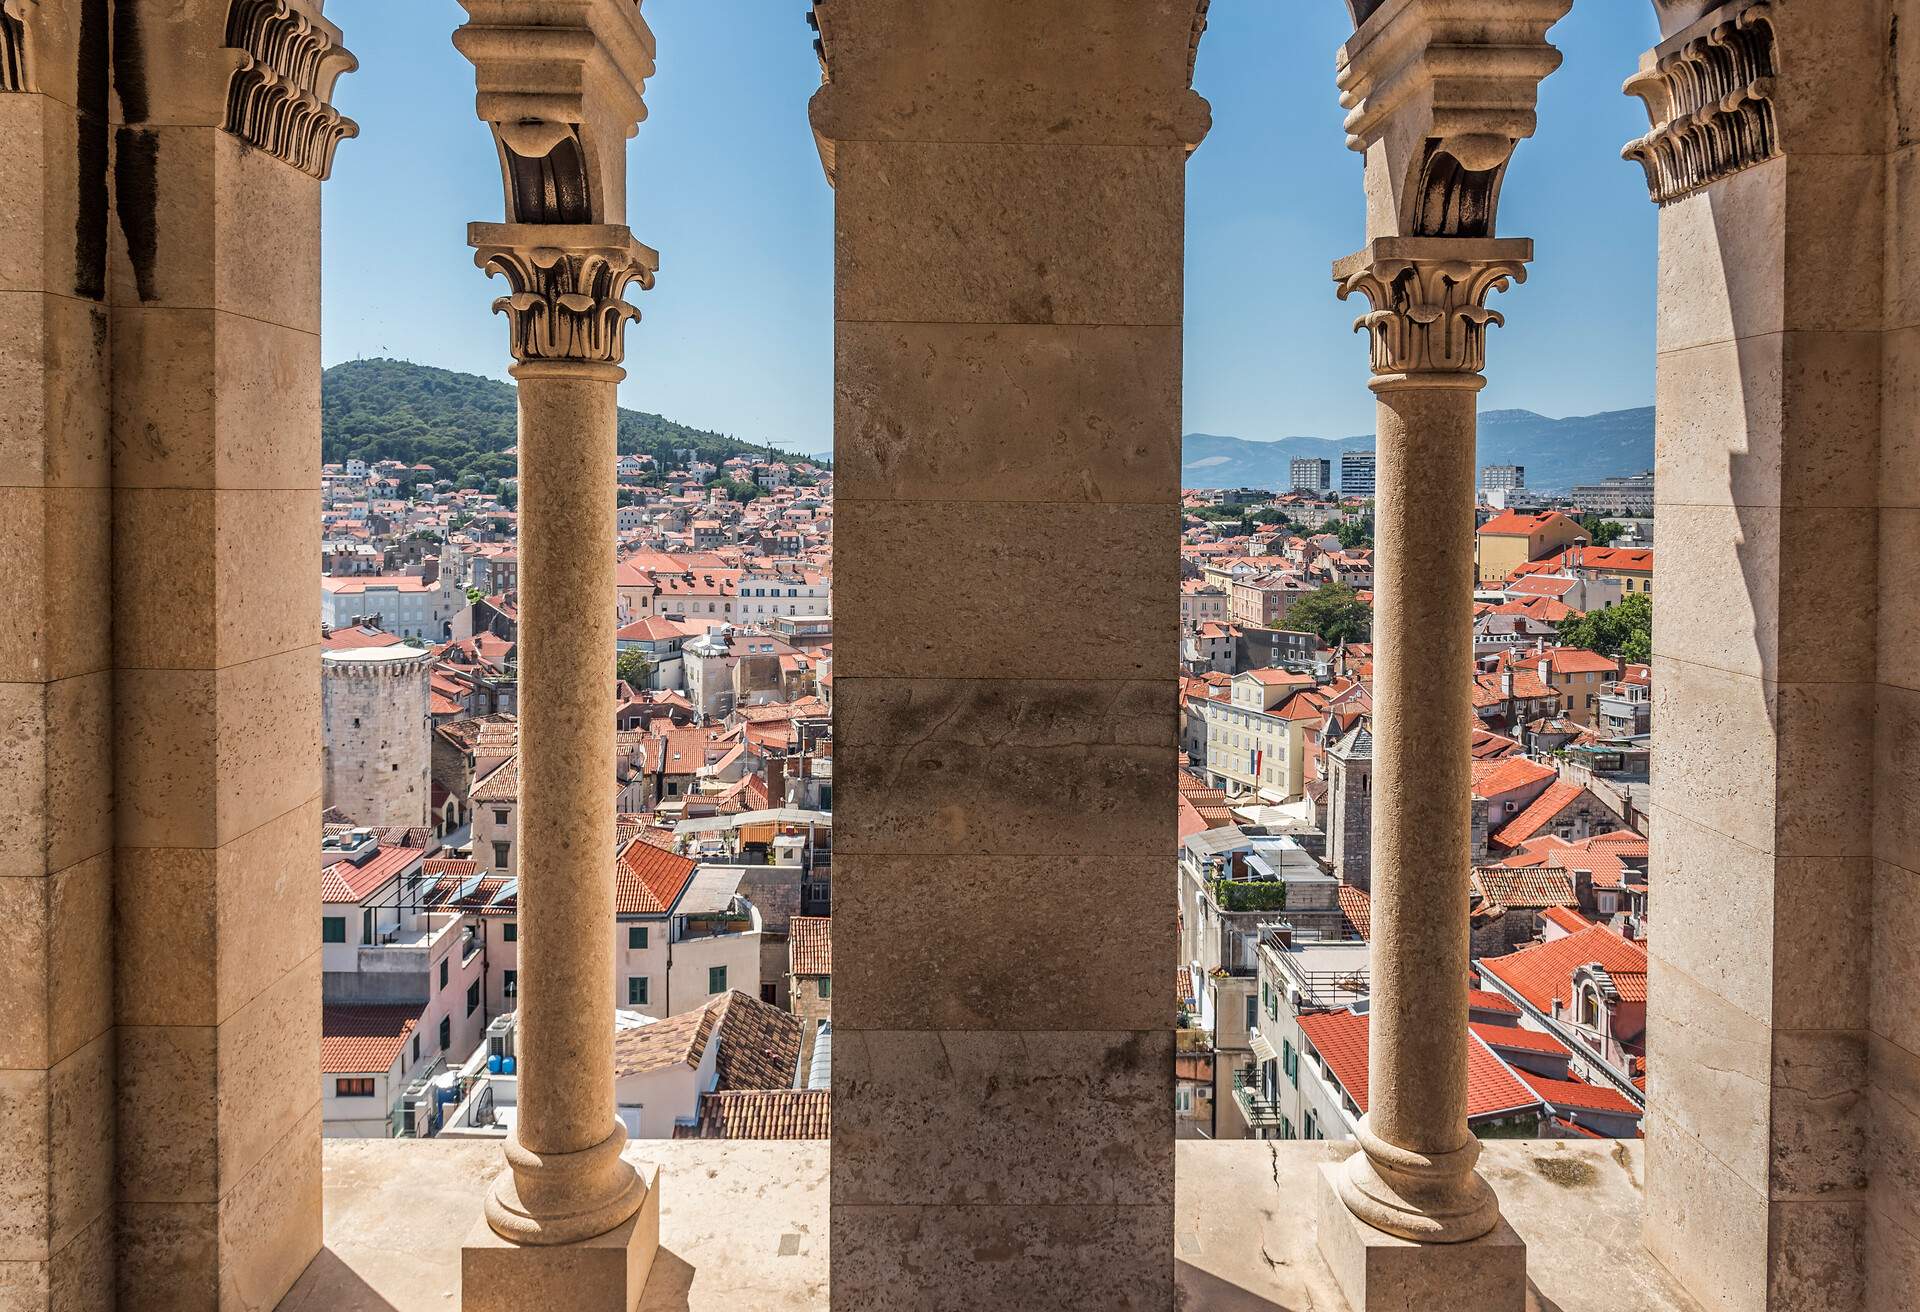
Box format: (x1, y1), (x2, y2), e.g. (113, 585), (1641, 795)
(284, 1138), (1702, 1310)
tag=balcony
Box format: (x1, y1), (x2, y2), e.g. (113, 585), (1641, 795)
(1229, 1066), (1287, 1132)
(292, 1138), (1697, 1310)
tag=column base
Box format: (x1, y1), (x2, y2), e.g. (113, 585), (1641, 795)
(1315, 1163), (1526, 1312)
(462, 1164), (661, 1312)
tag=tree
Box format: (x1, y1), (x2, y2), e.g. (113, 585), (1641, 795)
(1335, 515), (1374, 549)
(1556, 592), (1651, 664)
(616, 648), (653, 689)
(1287, 583), (1371, 646)
(1580, 516), (1627, 547)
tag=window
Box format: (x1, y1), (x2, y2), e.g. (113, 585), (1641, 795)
(494, 809), (509, 825)
(1305, 1110), (1320, 1140)
(819, 977), (831, 999)
(335, 1078), (375, 1098)
(439, 958), (449, 989)
(503, 970), (517, 998)
(466, 981), (480, 1016)
(708, 965), (728, 995)
(1244, 994), (1257, 1034)
(412, 1035), (420, 1063)
(627, 976), (648, 1006)
(628, 926), (648, 950)
(1283, 1039), (1298, 1087)
(502, 922), (516, 942)
(363, 907), (375, 943)
(322, 917), (347, 944)
(438, 1017), (450, 1051)
(1175, 1085), (1193, 1114)
(492, 841), (510, 868)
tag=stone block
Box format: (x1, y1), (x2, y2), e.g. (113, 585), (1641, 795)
(215, 955), (320, 1191)
(806, 0), (1206, 148)
(1313, 1164), (1526, 1312)
(834, 501), (1175, 679)
(0, 290), (111, 491)
(115, 1024), (218, 1204)
(1642, 1111), (1767, 1312)
(0, 486), (112, 685)
(1653, 330), (1883, 513)
(1880, 508), (1920, 693)
(829, 1201), (1170, 1311)
(831, 1029), (1172, 1207)
(834, 138), (1184, 327)
(461, 1166), (661, 1312)
(1872, 861), (1920, 1059)
(216, 1100), (323, 1312)
(116, 645), (320, 850)
(1863, 1196), (1920, 1312)
(45, 1034), (112, 1263)
(1645, 954), (1771, 1198)
(212, 131), (323, 335)
(114, 487), (319, 671)
(1874, 684), (1920, 877)
(111, 305), (321, 492)
(117, 796), (320, 1029)
(834, 677), (1172, 856)
(1766, 1198), (1866, 1312)
(833, 321), (1180, 505)
(832, 852), (1173, 1030)
(115, 1200), (218, 1311)
(1768, 1029), (1870, 1200)
(1868, 1033), (1920, 1233)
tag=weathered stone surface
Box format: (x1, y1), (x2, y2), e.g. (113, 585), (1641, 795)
(834, 677), (1172, 856)
(832, 1029), (1172, 1207)
(832, 852), (1173, 1030)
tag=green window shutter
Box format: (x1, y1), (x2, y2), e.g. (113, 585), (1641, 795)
(708, 965), (727, 994)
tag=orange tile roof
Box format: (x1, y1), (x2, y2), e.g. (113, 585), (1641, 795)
(673, 1089), (830, 1140)
(790, 916), (832, 977)
(321, 844), (426, 905)
(1337, 885), (1372, 942)
(1478, 510), (1580, 537)
(1541, 906), (1596, 934)
(1519, 1074), (1642, 1116)
(1479, 924), (1649, 1015)
(1468, 988), (1523, 1016)
(321, 1005), (420, 1074)
(1298, 1010), (1544, 1120)
(1492, 780), (1590, 847)
(1470, 755), (1556, 800)
(1470, 1022), (1571, 1058)
(616, 836), (700, 915)
(1471, 867), (1578, 911)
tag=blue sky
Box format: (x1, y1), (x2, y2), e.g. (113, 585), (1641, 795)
(321, 2), (1660, 456)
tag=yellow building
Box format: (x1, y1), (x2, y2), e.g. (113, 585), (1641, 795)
(1475, 510), (1589, 584)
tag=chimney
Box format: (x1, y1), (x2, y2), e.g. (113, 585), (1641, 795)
(1501, 670), (1514, 697)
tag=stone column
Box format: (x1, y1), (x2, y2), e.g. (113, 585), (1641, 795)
(1317, 244), (1530, 1294)
(0, 1), (115, 1300)
(1313, 3), (1568, 1308)
(811, 2), (1209, 1307)
(1621, 4), (1901, 1308)
(104, 2), (353, 1305)
(454, 5), (662, 1307)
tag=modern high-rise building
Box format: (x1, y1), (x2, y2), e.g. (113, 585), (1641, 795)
(1481, 464), (1525, 493)
(1340, 450), (1376, 497)
(1289, 457), (1332, 494)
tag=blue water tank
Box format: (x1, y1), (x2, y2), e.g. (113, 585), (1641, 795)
(502, 1055), (517, 1075)
(487, 1054), (502, 1074)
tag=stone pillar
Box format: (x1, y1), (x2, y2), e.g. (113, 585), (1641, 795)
(453, 6), (662, 1307)
(104, 2), (353, 1305)
(1622, 3), (1904, 1308)
(811, 2), (1208, 1307)
(1313, 4), (1568, 1308)
(0, 0), (116, 1300)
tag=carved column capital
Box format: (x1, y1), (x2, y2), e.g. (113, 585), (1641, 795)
(1622, 1), (1778, 206)
(469, 223), (658, 368)
(1333, 237), (1531, 379)
(223, 0), (359, 179)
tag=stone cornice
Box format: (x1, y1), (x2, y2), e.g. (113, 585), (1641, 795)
(223, 0), (359, 179)
(1337, 0), (1572, 239)
(469, 223), (658, 367)
(1621, 1), (1777, 207)
(1333, 237), (1531, 378)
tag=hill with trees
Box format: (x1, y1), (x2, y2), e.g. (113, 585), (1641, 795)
(321, 358), (820, 492)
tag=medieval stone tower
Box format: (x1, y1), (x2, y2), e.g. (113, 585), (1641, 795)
(322, 646), (433, 829)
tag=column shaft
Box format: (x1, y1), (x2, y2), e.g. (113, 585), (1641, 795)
(511, 363), (620, 1156)
(1364, 378), (1480, 1159)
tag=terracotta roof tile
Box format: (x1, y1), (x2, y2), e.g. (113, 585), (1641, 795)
(1298, 1009), (1544, 1120)
(1492, 780), (1591, 847)
(1337, 885), (1372, 942)
(673, 1089), (830, 1140)
(321, 1005), (419, 1074)
(1520, 1074), (1642, 1116)
(616, 836), (700, 915)
(790, 917), (832, 977)
(1479, 925), (1649, 1015)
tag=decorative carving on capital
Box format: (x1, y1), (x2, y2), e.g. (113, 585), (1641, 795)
(1, 0), (33, 92)
(1334, 239), (1531, 377)
(470, 225), (658, 367)
(1622, 1), (1778, 206)
(1337, 0), (1571, 239)
(223, 0), (358, 179)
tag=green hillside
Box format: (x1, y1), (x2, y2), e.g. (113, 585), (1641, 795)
(321, 358), (816, 491)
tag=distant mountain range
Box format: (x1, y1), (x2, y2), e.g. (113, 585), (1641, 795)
(1181, 407), (1655, 493)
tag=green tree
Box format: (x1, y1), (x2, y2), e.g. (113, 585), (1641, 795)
(1579, 516), (1627, 547)
(1335, 515), (1374, 549)
(616, 648), (653, 689)
(1287, 583), (1371, 646)
(1556, 592), (1651, 664)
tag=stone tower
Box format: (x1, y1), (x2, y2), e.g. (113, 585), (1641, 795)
(322, 646), (433, 829)
(1324, 720), (1373, 892)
